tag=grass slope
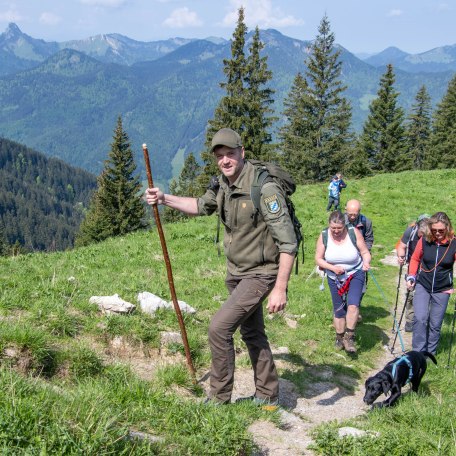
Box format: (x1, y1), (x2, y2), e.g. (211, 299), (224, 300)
(1, 169), (456, 454)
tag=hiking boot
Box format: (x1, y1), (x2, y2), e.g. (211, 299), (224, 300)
(335, 333), (345, 350)
(343, 330), (357, 353)
(404, 322), (413, 332)
(235, 395), (279, 406)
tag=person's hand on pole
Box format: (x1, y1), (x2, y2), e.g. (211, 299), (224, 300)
(332, 265), (345, 276)
(145, 187), (164, 206)
(406, 275), (416, 290)
(397, 255), (406, 266)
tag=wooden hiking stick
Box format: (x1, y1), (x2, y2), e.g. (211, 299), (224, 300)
(142, 144), (196, 380)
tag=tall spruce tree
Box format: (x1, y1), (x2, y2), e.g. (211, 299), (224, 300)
(244, 26), (276, 161)
(198, 8), (275, 188)
(76, 116), (146, 246)
(427, 74), (456, 169)
(358, 64), (406, 172)
(405, 85), (432, 170)
(198, 6), (248, 188)
(279, 73), (315, 182)
(279, 15), (353, 182)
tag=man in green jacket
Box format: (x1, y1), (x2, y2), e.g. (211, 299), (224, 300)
(145, 128), (297, 405)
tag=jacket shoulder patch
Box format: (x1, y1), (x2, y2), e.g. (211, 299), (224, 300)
(264, 194), (281, 214)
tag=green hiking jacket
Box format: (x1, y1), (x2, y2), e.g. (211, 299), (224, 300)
(197, 161), (297, 276)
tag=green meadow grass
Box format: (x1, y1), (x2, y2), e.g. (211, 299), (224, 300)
(1, 169), (456, 454)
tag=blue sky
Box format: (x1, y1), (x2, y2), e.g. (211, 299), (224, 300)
(0, 0), (454, 54)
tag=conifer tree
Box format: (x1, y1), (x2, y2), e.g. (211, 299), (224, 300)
(358, 64), (406, 172)
(279, 73), (315, 182)
(198, 8), (275, 188)
(76, 116), (146, 246)
(163, 153), (201, 222)
(405, 85), (432, 170)
(427, 74), (456, 169)
(244, 26), (276, 161)
(0, 223), (8, 256)
(198, 6), (248, 188)
(279, 15), (353, 182)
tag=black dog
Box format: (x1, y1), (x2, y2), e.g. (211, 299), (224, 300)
(363, 350), (437, 408)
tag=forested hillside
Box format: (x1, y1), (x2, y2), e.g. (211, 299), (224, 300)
(0, 25), (453, 184)
(0, 137), (97, 252)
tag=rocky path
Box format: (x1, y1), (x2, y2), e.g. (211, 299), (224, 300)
(219, 329), (413, 456)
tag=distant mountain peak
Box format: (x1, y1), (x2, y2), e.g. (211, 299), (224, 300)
(5, 22), (22, 37)
(378, 46), (409, 57)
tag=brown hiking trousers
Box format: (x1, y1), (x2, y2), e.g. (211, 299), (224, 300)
(208, 273), (278, 403)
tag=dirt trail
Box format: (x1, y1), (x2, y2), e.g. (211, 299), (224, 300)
(198, 327), (412, 456)
(256, 333), (410, 455)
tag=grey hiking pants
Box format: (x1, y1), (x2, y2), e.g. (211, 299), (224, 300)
(412, 283), (450, 355)
(208, 273), (278, 403)
(326, 196), (340, 211)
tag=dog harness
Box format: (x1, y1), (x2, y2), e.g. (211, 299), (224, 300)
(391, 356), (414, 384)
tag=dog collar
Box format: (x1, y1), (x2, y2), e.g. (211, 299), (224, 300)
(392, 355), (414, 384)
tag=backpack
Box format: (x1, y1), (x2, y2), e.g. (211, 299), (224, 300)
(248, 160), (304, 274)
(394, 222), (420, 264)
(322, 225), (358, 250)
(352, 214), (367, 239)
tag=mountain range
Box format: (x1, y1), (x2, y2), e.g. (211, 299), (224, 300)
(0, 23), (455, 184)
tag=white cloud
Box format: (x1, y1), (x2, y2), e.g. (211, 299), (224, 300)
(437, 3), (451, 12)
(163, 7), (203, 28)
(387, 9), (403, 17)
(79, 0), (129, 7)
(222, 0), (303, 28)
(0, 8), (24, 22)
(39, 12), (61, 26)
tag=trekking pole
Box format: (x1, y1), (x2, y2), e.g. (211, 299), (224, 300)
(142, 144), (196, 381)
(446, 299), (456, 369)
(391, 263), (404, 333)
(368, 270), (406, 353)
(391, 290), (410, 354)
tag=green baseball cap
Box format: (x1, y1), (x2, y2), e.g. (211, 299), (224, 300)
(211, 128), (242, 152)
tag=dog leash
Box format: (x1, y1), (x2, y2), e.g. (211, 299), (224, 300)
(369, 270), (406, 353)
(391, 356), (414, 384)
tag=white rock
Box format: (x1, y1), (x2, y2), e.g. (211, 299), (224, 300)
(138, 291), (196, 315)
(173, 300), (196, 314)
(138, 291), (170, 314)
(338, 427), (379, 438)
(89, 294), (135, 314)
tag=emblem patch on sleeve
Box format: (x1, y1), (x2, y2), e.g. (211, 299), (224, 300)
(264, 194), (281, 214)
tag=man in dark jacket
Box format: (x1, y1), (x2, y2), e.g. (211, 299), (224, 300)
(345, 199), (374, 251)
(145, 128), (297, 406)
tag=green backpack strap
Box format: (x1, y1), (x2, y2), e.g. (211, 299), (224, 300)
(250, 166), (269, 212)
(347, 225), (358, 249)
(322, 226), (357, 250)
(322, 228), (329, 249)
